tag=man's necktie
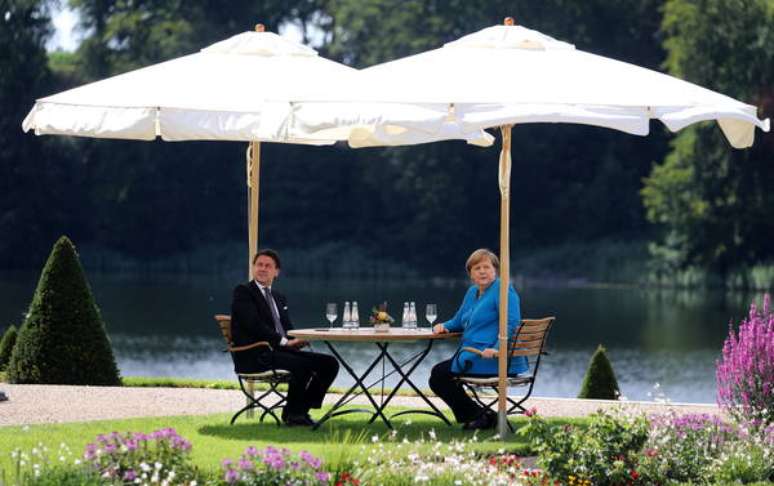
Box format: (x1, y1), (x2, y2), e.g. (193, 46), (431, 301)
(263, 287), (285, 337)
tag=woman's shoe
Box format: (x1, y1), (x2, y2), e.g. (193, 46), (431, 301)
(462, 410), (496, 430)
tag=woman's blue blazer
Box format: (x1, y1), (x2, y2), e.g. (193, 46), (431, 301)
(443, 278), (527, 376)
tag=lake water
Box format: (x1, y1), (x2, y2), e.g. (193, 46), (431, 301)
(0, 271), (762, 404)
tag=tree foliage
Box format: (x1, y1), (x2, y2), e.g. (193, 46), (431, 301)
(642, 0), (774, 274)
(7, 236), (121, 385)
(0, 324), (18, 371)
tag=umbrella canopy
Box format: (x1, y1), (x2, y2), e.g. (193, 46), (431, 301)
(21, 27), (491, 276)
(293, 21), (770, 436)
(22, 29), (491, 147)
(298, 24), (769, 148)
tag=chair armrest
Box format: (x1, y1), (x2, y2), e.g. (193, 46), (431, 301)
(229, 341), (273, 353)
(461, 346), (499, 358)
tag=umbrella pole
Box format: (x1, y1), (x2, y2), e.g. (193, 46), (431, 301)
(497, 125), (512, 439)
(247, 140), (261, 278)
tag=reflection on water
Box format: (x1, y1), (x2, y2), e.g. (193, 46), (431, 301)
(0, 272), (764, 404)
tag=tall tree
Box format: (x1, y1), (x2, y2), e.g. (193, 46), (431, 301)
(0, 0), (85, 267)
(642, 0), (774, 274)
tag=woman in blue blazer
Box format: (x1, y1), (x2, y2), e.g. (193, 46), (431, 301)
(429, 248), (525, 430)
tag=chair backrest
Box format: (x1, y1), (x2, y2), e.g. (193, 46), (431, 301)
(214, 314), (233, 346)
(509, 317), (555, 372)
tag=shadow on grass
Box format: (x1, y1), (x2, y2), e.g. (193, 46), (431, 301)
(198, 407), (540, 454)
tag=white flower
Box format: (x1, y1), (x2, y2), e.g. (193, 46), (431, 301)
(371, 435), (379, 443)
(155, 461), (162, 470)
(140, 462), (152, 472)
(428, 429), (437, 441)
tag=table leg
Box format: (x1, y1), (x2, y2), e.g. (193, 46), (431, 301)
(375, 340), (452, 426)
(313, 340), (394, 430)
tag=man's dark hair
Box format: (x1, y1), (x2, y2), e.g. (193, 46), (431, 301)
(253, 248), (281, 268)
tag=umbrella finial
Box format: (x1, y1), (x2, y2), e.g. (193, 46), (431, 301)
(255, 23), (266, 32)
(504, 17), (515, 26)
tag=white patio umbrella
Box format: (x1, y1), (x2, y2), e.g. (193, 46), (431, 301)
(292, 18), (770, 436)
(22, 25), (491, 275)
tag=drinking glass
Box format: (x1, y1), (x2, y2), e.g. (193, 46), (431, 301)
(326, 303), (337, 329)
(425, 304), (437, 327)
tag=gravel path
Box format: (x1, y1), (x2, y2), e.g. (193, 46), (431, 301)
(0, 384), (722, 427)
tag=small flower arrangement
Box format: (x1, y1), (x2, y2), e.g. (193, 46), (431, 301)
(369, 302), (394, 331)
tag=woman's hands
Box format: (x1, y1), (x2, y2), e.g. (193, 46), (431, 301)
(480, 348), (498, 359)
(432, 323), (448, 334)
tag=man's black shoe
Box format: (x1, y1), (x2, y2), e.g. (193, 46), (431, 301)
(283, 413), (315, 427)
(462, 410), (496, 430)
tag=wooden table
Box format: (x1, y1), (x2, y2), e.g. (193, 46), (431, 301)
(289, 327), (460, 430)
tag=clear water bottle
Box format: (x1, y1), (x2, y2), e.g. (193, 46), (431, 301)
(408, 301), (417, 329)
(351, 301), (360, 329)
(343, 301), (352, 329)
(401, 302), (410, 328)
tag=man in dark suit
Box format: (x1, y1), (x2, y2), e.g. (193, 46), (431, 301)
(231, 249), (339, 426)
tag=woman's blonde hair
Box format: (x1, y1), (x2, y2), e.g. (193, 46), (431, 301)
(465, 248), (499, 275)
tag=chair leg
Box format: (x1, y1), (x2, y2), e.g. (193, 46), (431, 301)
(245, 380), (255, 419)
(232, 377), (284, 426)
(258, 382), (287, 426)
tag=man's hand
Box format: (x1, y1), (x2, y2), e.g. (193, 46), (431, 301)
(286, 338), (308, 349)
(432, 323), (448, 334)
(481, 348), (498, 359)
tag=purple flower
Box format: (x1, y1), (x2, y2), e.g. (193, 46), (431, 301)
(299, 450), (322, 469)
(221, 458), (234, 469)
(224, 468), (239, 484)
(315, 471), (330, 482)
(123, 469), (137, 481)
(716, 294), (774, 427)
(244, 446), (258, 457)
(238, 459), (254, 471)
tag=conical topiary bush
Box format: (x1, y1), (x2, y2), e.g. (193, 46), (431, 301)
(7, 236), (121, 385)
(0, 325), (18, 371)
(578, 344), (620, 400)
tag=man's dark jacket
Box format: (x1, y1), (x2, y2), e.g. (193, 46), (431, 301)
(230, 281), (294, 373)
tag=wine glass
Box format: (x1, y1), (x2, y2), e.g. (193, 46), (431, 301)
(425, 304), (437, 328)
(326, 303), (337, 329)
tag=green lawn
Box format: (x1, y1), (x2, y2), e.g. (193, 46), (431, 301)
(0, 407), (586, 475)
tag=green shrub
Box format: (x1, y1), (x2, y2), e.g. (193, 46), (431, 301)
(7, 236), (121, 385)
(520, 408), (653, 485)
(0, 325), (18, 371)
(710, 437), (774, 484)
(578, 345), (620, 400)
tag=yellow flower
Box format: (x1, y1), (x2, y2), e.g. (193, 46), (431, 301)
(377, 311), (388, 321)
